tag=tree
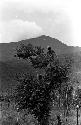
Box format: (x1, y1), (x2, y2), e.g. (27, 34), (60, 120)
(15, 43), (72, 125)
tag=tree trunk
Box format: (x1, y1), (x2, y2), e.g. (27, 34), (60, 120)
(38, 116), (49, 125)
(58, 94), (60, 108)
(38, 111), (49, 125)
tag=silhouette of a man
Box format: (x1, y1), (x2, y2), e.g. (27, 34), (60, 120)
(47, 46), (57, 67)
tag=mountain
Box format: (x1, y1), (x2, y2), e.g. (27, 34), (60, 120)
(0, 35), (81, 62)
(0, 35), (81, 93)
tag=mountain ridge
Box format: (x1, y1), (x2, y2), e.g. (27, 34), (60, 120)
(0, 35), (81, 62)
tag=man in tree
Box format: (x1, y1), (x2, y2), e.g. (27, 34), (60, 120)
(47, 46), (57, 60)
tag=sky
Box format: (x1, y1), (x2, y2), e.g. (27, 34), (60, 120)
(0, 0), (81, 46)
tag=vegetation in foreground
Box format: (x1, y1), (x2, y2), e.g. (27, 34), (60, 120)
(1, 43), (81, 125)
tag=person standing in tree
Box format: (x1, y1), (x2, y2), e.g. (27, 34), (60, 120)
(47, 46), (57, 66)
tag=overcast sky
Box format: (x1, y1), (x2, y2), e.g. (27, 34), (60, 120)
(0, 0), (81, 46)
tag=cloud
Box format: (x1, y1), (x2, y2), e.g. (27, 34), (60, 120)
(0, 34), (2, 43)
(0, 19), (43, 43)
(0, 0), (81, 46)
(0, 0), (68, 21)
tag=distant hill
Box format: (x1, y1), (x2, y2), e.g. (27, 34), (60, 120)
(0, 35), (81, 93)
(0, 59), (35, 93)
(0, 35), (81, 61)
